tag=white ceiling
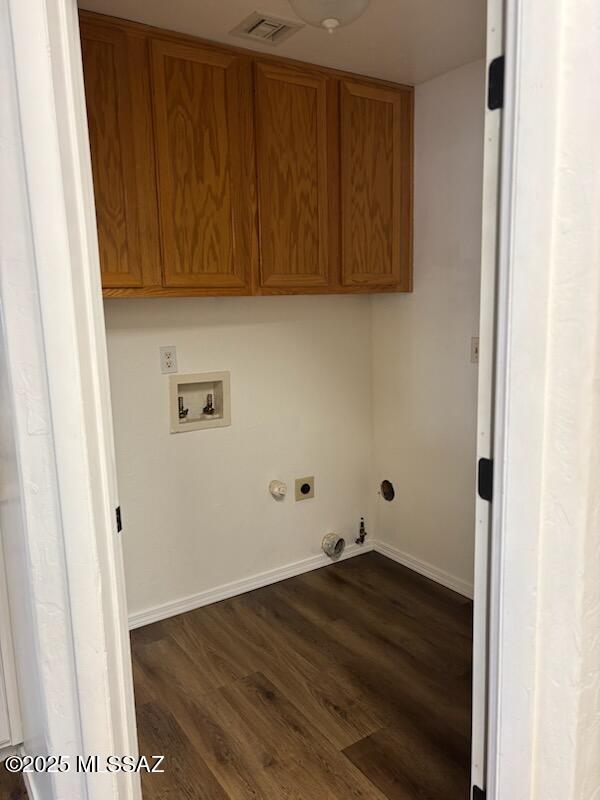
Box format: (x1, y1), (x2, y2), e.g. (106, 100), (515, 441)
(78, 0), (486, 85)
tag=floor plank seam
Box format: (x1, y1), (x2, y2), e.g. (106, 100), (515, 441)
(132, 552), (473, 800)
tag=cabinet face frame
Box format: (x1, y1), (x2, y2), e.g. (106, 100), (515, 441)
(340, 79), (413, 290)
(150, 39), (256, 291)
(254, 62), (333, 291)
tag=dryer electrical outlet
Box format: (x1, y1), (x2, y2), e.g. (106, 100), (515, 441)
(295, 476), (315, 501)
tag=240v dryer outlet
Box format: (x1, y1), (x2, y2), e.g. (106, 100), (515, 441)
(295, 476), (315, 501)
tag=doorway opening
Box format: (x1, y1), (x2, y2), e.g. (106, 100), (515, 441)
(81, 0), (494, 796)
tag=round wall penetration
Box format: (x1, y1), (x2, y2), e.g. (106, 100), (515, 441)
(380, 479), (395, 501)
(322, 533), (346, 559)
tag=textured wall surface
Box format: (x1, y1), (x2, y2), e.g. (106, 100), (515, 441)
(0, 1), (80, 795)
(488, 1), (600, 796)
(528, 0), (600, 795)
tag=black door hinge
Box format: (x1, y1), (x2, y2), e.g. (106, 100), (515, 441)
(488, 55), (505, 110)
(116, 506), (123, 533)
(478, 458), (494, 502)
(473, 787), (486, 800)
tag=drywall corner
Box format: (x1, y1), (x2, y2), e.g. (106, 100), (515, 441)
(370, 59), (486, 591)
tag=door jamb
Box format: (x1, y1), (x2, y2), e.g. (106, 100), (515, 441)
(470, 0), (505, 792)
(6, 1), (141, 798)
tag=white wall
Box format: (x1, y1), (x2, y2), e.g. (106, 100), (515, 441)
(0, 3), (62, 789)
(371, 59), (485, 595)
(105, 296), (374, 618)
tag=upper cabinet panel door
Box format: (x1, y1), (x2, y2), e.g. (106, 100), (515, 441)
(81, 23), (143, 288)
(340, 81), (413, 290)
(150, 41), (256, 290)
(255, 63), (332, 290)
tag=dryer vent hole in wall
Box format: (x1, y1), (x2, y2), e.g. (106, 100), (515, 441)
(380, 479), (395, 501)
(322, 532), (345, 559)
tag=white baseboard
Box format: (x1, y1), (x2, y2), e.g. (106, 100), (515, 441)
(128, 541), (374, 630)
(373, 541), (473, 599)
(128, 538), (472, 629)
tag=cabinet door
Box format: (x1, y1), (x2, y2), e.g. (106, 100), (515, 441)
(255, 63), (333, 290)
(81, 23), (144, 288)
(340, 80), (412, 290)
(151, 41), (256, 291)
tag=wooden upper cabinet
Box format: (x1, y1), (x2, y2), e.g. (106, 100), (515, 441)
(81, 22), (143, 288)
(340, 80), (413, 290)
(255, 63), (333, 291)
(150, 40), (256, 290)
(80, 12), (413, 297)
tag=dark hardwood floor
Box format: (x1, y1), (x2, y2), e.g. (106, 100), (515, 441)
(0, 767), (27, 800)
(131, 552), (473, 800)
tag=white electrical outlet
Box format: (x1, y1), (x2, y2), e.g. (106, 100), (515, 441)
(160, 346), (178, 374)
(471, 337), (480, 364)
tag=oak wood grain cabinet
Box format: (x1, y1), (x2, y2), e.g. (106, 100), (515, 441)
(79, 12), (413, 297)
(340, 80), (413, 291)
(254, 62), (336, 292)
(150, 40), (257, 291)
(80, 19), (162, 290)
(80, 21), (142, 288)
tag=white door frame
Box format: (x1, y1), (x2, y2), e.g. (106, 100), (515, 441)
(470, 0), (504, 792)
(485, 0), (600, 797)
(4, 1), (140, 798)
(5, 0), (599, 798)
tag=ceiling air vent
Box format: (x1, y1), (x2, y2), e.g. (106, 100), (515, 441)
(230, 11), (304, 46)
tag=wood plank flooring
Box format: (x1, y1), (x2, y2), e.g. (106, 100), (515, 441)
(0, 767), (28, 800)
(131, 552), (473, 800)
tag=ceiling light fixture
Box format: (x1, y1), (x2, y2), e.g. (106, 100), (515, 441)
(288, 0), (371, 33)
